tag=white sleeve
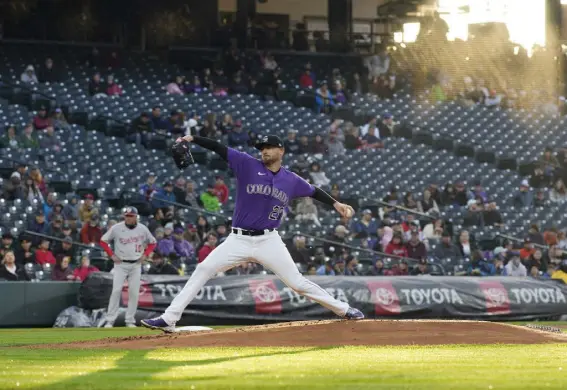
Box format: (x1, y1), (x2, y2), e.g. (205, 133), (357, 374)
(101, 225), (115, 243)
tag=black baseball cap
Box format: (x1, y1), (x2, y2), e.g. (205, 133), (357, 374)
(255, 135), (284, 150)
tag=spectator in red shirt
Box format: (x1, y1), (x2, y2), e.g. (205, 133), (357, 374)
(72, 256), (100, 281)
(384, 232), (408, 258)
(299, 69), (314, 88)
(198, 233), (218, 263)
(106, 74), (123, 96)
(35, 238), (56, 266)
(33, 106), (52, 130)
(80, 215), (103, 244)
(214, 176), (229, 204)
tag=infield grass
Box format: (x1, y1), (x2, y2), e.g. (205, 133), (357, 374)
(0, 324), (565, 390)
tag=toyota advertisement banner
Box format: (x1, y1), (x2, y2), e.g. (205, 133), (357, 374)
(78, 273), (567, 324)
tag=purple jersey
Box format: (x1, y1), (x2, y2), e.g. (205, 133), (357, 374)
(228, 148), (315, 230)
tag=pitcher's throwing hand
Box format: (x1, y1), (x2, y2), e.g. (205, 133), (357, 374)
(335, 202), (354, 219)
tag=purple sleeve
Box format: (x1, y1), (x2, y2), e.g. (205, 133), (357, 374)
(228, 148), (254, 175)
(293, 173), (316, 199)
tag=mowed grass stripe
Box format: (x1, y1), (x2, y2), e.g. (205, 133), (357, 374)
(0, 328), (154, 346)
(0, 326), (239, 346)
(0, 344), (566, 389)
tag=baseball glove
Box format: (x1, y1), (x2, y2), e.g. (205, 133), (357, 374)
(171, 140), (195, 169)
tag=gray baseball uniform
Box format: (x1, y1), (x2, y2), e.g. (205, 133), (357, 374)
(102, 221), (156, 326)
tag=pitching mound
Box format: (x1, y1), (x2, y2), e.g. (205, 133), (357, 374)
(37, 320), (567, 350)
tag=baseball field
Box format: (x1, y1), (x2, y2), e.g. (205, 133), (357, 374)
(0, 320), (566, 389)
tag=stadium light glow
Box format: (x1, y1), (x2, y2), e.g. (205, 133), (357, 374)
(402, 23), (421, 43)
(435, 0), (546, 57)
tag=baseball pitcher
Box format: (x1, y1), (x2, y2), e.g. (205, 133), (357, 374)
(100, 207), (157, 327)
(142, 134), (363, 333)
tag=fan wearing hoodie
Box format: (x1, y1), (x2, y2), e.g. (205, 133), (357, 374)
(155, 226), (175, 257)
(62, 195), (80, 221)
(503, 256), (527, 277)
(172, 227), (194, 259)
(21, 65), (38, 84)
(384, 232), (408, 258)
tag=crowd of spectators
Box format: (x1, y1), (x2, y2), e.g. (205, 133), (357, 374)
(0, 104), (69, 153)
(88, 72), (123, 98)
(3, 44), (567, 285)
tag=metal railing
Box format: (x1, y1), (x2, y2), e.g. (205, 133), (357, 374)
(372, 199), (437, 220)
(497, 233), (549, 250)
(23, 229), (101, 251)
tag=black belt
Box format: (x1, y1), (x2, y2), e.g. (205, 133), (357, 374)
(122, 260), (140, 263)
(232, 228), (275, 236)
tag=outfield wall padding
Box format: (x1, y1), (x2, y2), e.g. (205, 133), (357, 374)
(0, 282), (80, 327)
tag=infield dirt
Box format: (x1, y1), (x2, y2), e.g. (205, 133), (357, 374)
(32, 320), (567, 350)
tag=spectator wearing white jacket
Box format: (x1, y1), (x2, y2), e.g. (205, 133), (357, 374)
(503, 256), (527, 277)
(309, 162), (331, 188)
(21, 65), (38, 84)
(550, 179), (567, 204)
(295, 197), (321, 227)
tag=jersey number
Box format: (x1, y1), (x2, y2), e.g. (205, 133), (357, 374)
(268, 205), (284, 221)
(135, 244), (143, 253)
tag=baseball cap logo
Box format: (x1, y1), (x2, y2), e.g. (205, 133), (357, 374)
(263, 136), (269, 142)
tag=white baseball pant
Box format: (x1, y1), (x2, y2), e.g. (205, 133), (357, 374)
(105, 261), (141, 326)
(162, 230), (349, 324)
